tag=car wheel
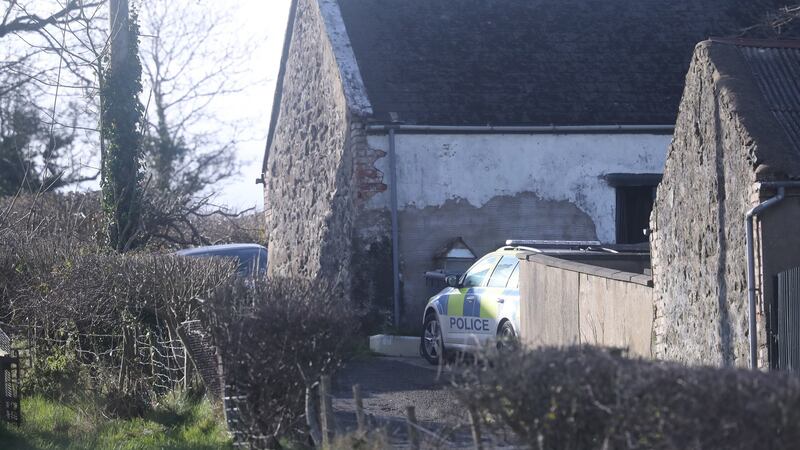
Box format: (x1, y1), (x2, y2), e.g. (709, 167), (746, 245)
(496, 321), (517, 352)
(421, 313), (444, 365)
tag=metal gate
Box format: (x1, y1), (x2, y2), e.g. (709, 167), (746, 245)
(0, 326), (20, 426)
(777, 266), (800, 371)
(0, 352), (21, 426)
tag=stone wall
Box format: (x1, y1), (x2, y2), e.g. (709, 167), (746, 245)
(264, 0), (392, 313)
(264, 0), (356, 285)
(650, 42), (760, 367)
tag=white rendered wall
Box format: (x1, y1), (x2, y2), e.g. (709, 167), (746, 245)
(366, 133), (670, 243)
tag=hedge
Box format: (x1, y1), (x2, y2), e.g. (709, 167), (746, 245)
(457, 346), (800, 449)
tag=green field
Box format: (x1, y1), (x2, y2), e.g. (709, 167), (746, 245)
(0, 394), (232, 450)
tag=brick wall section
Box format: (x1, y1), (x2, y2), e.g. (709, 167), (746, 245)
(352, 122), (387, 206)
(650, 42), (760, 367)
(350, 122), (393, 314)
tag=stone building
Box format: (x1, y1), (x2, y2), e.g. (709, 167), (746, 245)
(651, 38), (800, 369)
(262, 0), (783, 326)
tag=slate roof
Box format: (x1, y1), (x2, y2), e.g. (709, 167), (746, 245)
(335, 0), (787, 126)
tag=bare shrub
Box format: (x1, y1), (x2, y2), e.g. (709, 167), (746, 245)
(0, 229), (235, 411)
(740, 4), (800, 39)
(0, 191), (263, 250)
(200, 277), (362, 447)
(0, 191), (103, 243)
(456, 346), (800, 450)
(137, 190), (264, 250)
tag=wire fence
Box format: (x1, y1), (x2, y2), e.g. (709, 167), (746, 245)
(7, 320), (190, 402)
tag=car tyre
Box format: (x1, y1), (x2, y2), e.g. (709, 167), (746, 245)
(496, 321), (517, 352)
(421, 313), (444, 365)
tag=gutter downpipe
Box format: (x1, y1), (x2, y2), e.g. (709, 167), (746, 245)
(388, 127), (401, 328)
(366, 124), (675, 133)
(746, 184), (787, 369)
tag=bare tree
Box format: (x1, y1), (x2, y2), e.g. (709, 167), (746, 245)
(138, 0), (246, 197)
(0, 0), (104, 39)
(1, 1), (108, 98)
(0, 86), (97, 195)
(1, 0), (260, 249)
(0, 0), (109, 191)
(741, 4), (800, 38)
(101, 0), (144, 252)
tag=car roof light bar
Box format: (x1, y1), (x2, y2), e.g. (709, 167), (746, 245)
(505, 239), (602, 248)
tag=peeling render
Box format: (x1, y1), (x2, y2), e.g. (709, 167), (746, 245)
(396, 193), (599, 324)
(366, 133), (670, 243)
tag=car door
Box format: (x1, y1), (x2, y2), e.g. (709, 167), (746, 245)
(484, 255), (520, 334)
(503, 262), (522, 331)
(442, 254), (500, 346)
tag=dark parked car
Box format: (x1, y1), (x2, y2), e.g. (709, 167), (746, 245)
(176, 243), (268, 277)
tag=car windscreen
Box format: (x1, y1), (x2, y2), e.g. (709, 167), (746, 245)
(236, 248), (267, 276)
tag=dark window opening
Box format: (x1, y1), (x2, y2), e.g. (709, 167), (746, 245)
(616, 186), (655, 244)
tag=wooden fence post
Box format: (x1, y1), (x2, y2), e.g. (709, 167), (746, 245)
(0, 359), (6, 423)
(320, 375), (335, 449)
(469, 406), (483, 450)
(305, 385), (323, 447)
(406, 406), (420, 450)
(353, 384), (366, 434)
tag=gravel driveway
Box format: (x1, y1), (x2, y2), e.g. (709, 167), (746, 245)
(331, 356), (516, 448)
(333, 357), (472, 448)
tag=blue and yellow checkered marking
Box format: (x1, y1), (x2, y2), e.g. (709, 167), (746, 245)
(436, 288), (498, 319)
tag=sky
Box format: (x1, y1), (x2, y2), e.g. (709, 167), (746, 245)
(204, 0), (292, 211)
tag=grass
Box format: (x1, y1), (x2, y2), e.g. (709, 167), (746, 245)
(0, 392), (233, 450)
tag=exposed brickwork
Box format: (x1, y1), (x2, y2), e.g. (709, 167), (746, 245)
(351, 122), (387, 205)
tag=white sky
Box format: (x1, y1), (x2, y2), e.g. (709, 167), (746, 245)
(206, 0), (291, 211)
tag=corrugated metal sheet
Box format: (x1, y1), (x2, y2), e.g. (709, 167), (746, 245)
(777, 266), (800, 372)
(739, 45), (800, 153)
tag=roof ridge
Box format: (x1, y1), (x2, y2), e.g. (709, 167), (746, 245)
(709, 37), (800, 49)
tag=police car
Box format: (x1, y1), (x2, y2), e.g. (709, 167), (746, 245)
(420, 240), (602, 364)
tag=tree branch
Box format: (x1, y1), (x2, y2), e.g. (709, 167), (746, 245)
(0, 0), (105, 39)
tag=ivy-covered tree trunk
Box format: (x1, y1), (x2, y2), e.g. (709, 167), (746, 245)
(101, 0), (144, 252)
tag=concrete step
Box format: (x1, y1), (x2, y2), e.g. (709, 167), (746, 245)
(369, 334), (421, 358)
